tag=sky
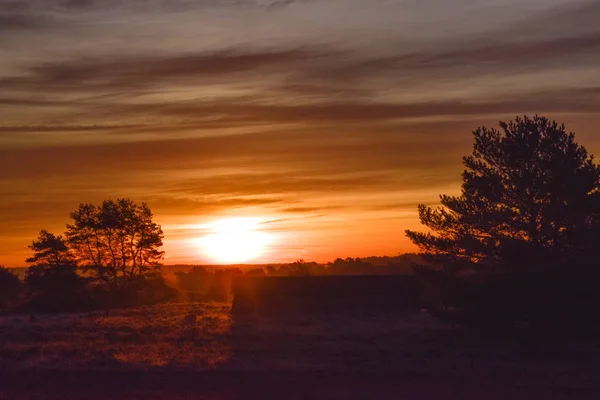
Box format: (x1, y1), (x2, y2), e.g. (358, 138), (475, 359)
(1, 0), (600, 266)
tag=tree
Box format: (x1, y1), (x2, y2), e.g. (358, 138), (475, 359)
(327, 258), (375, 275)
(288, 260), (312, 277)
(26, 230), (74, 267)
(25, 231), (88, 313)
(245, 268), (266, 276)
(407, 115), (600, 270)
(266, 265), (280, 276)
(406, 116), (600, 330)
(66, 199), (164, 286)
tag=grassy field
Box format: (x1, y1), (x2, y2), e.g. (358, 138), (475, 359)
(0, 302), (231, 370)
(1, 302), (599, 399)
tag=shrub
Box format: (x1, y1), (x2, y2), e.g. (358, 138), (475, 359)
(24, 265), (90, 313)
(89, 274), (178, 309)
(416, 262), (600, 335)
(0, 266), (21, 312)
(174, 267), (232, 302)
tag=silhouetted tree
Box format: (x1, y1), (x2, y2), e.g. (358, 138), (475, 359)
(25, 231), (88, 312)
(175, 266), (211, 301)
(406, 116), (600, 331)
(26, 230), (74, 266)
(266, 265), (280, 276)
(246, 268), (266, 276)
(288, 260), (312, 277)
(174, 267), (236, 301)
(0, 266), (21, 311)
(327, 258), (375, 275)
(66, 199), (164, 286)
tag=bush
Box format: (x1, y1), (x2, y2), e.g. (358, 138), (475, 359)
(418, 262), (600, 335)
(175, 267), (232, 302)
(22, 265), (178, 313)
(89, 274), (178, 309)
(24, 265), (91, 313)
(126, 273), (179, 306)
(0, 266), (21, 312)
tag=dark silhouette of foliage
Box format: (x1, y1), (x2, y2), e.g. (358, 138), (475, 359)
(175, 266), (211, 301)
(406, 115), (600, 331)
(24, 230), (89, 312)
(232, 275), (420, 317)
(327, 258), (374, 275)
(24, 264), (90, 313)
(26, 230), (74, 267)
(0, 266), (21, 311)
(66, 199), (164, 286)
(174, 267), (235, 301)
(288, 260), (313, 277)
(22, 203), (174, 312)
(324, 256), (420, 276)
(266, 265), (280, 276)
(245, 268), (266, 276)
(91, 272), (177, 308)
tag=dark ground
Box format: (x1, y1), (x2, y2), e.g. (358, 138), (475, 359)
(1, 369), (598, 399)
(1, 303), (599, 399)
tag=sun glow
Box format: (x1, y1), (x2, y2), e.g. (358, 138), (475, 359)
(198, 217), (273, 264)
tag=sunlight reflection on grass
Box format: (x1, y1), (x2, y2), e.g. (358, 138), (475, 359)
(0, 302), (232, 370)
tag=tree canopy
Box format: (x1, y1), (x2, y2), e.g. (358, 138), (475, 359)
(405, 115), (600, 330)
(27, 230), (74, 267)
(66, 199), (164, 285)
(406, 115), (600, 271)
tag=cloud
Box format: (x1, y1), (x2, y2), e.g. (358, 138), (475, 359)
(0, 124), (146, 133)
(0, 48), (329, 93)
(0, 13), (55, 31)
(280, 206), (345, 213)
(0, 124), (464, 182)
(5, 32), (600, 97)
(5, 86), (597, 136)
(2, 31), (598, 132)
(314, 34), (600, 87)
(144, 196), (287, 216)
(503, 0), (600, 40)
(87, 90), (600, 126)
(169, 173), (402, 197)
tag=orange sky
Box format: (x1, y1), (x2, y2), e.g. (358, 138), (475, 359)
(1, 0), (600, 266)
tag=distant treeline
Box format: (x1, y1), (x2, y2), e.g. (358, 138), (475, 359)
(1, 254), (425, 312)
(169, 254), (424, 302)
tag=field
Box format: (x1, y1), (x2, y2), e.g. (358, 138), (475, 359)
(1, 302), (599, 399)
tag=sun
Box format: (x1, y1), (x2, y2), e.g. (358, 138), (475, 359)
(198, 217), (273, 264)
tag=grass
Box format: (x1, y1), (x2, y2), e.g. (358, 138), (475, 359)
(0, 302), (231, 370)
(1, 302), (599, 398)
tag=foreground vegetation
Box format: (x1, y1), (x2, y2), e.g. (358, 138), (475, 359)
(0, 301), (597, 374)
(0, 302), (230, 370)
(0, 302), (598, 398)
